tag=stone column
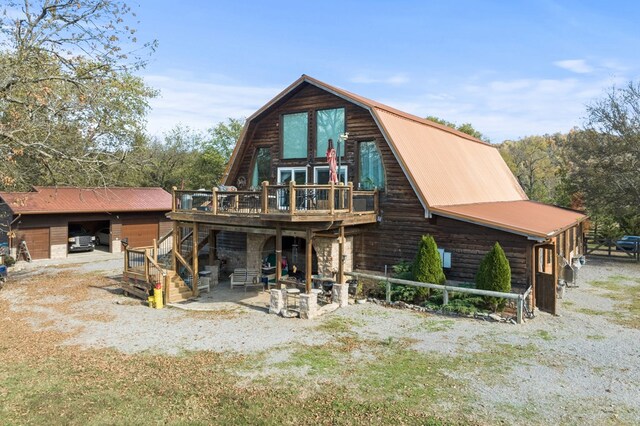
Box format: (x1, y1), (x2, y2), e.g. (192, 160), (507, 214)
(299, 292), (318, 319)
(332, 283), (349, 308)
(269, 288), (286, 314)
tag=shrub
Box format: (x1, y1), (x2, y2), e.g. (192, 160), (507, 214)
(412, 235), (446, 285)
(476, 242), (511, 312)
(4, 256), (16, 267)
(410, 235), (446, 303)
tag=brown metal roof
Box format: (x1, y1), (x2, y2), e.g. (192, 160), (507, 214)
(373, 108), (527, 207)
(432, 201), (587, 239)
(0, 187), (171, 215)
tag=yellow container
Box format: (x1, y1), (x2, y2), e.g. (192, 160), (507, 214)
(153, 287), (163, 309)
(147, 296), (155, 308)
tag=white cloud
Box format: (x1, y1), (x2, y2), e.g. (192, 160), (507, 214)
(350, 72), (409, 85)
(554, 59), (593, 74)
(380, 73), (626, 142)
(143, 74), (280, 136)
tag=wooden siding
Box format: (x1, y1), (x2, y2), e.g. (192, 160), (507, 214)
(11, 211), (170, 257)
(225, 83), (535, 288)
(14, 227), (50, 259)
(233, 84), (375, 187)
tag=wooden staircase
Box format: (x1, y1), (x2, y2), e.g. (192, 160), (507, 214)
(165, 270), (193, 303)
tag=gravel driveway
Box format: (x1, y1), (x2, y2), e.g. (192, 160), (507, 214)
(2, 255), (639, 425)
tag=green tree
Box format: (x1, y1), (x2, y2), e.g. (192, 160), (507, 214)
(0, 0), (157, 190)
(411, 235), (446, 302)
(498, 135), (562, 203)
(426, 116), (488, 142)
(205, 118), (244, 160)
(476, 242), (511, 312)
(561, 82), (640, 234)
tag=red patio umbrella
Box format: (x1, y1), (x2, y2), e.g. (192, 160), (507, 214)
(326, 138), (338, 184)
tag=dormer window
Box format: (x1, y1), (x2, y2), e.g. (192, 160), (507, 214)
(282, 112), (308, 159)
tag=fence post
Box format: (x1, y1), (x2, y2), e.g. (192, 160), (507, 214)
(517, 297), (523, 324)
(443, 289), (449, 305)
(385, 265), (391, 303)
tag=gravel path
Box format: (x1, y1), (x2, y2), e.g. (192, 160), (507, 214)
(2, 255), (639, 424)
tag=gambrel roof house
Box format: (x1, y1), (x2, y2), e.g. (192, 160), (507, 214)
(165, 75), (586, 314)
(225, 75), (585, 240)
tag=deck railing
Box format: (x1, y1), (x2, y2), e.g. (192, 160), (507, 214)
(173, 182), (378, 218)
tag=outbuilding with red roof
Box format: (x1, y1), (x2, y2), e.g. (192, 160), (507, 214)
(0, 186), (172, 260)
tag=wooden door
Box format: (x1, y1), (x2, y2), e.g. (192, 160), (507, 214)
(122, 219), (158, 248)
(14, 227), (50, 260)
(535, 245), (556, 315)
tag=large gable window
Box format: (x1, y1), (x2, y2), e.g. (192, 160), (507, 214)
(359, 141), (385, 190)
(251, 147), (271, 188)
(316, 108), (345, 157)
(282, 112), (308, 159)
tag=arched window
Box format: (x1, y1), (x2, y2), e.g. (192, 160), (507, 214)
(358, 141), (385, 190)
(251, 147), (271, 188)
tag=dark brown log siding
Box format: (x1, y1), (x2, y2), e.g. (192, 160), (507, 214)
(227, 83), (533, 288)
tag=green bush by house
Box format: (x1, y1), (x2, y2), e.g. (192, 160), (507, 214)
(476, 242), (511, 311)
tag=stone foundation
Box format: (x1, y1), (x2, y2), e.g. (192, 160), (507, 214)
(247, 233), (271, 271)
(313, 236), (353, 279)
(50, 244), (67, 259)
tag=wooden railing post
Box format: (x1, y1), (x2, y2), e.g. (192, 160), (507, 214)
(153, 238), (158, 264)
(347, 182), (353, 213)
(172, 186), (177, 211)
(192, 222), (199, 298)
(262, 181), (269, 214)
(289, 180), (296, 215)
(144, 248), (150, 282)
(123, 247), (129, 279)
(211, 186), (218, 215)
(329, 181), (335, 215)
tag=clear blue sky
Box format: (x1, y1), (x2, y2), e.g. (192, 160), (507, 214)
(133, 0), (640, 142)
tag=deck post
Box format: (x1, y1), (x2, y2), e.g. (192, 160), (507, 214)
(261, 181), (269, 214)
(338, 226), (345, 285)
(276, 225), (282, 287)
(208, 229), (216, 266)
(211, 186), (218, 215)
(347, 182), (353, 213)
(329, 181), (335, 215)
(172, 186), (177, 212)
(192, 222), (199, 298)
(305, 229), (313, 294)
(289, 181), (296, 215)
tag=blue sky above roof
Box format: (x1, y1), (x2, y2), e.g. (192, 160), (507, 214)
(134, 0), (640, 142)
